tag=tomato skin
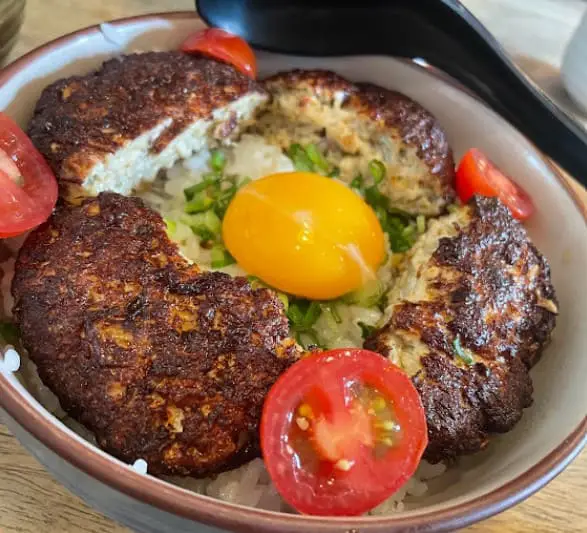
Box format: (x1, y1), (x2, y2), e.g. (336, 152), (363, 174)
(180, 28), (257, 79)
(0, 113), (58, 238)
(260, 349), (428, 516)
(456, 148), (535, 220)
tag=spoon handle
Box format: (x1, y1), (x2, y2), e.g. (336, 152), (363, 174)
(422, 1), (587, 187)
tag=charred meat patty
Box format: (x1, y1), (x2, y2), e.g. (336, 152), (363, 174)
(255, 69), (455, 215)
(27, 52), (268, 203)
(11, 193), (300, 476)
(365, 196), (557, 462)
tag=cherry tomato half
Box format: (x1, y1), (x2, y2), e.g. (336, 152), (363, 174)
(260, 349), (428, 516)
(0, 113), (58, 238)
(456, 148), (535, 220)
(180, 28), (257, 79)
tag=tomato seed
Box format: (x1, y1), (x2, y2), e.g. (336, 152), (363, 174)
(334, 459), (354, 471)
(296, 417), (310, 431)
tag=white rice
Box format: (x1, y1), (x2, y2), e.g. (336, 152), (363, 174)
(0, 134), (446, 515)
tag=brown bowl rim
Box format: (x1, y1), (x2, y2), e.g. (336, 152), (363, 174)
(0, 10), (586, 533)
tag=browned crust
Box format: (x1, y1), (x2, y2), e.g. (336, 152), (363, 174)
(366, 196), (557, 462)
(11, 192), (299, 476)
(27, 52), (266, 189)
(263, 69), (456, 206)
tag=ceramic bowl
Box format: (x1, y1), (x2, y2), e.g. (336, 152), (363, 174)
(0, 11), (586, 533)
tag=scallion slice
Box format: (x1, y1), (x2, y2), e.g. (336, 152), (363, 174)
(417, 214), (426, 234)
(287, 143), (314, 172)
(368, 159), (386, 184)
(210, 149), (227, 173)
(164, 217), (177, 237)
(210, 245), (236, 268)
(185, 189), (215, 213)
(350, 174), (364, 191)
(453, 335), (474, 365)
(305, 144), (330, 172)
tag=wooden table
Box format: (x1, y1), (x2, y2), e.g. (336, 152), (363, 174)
(1, 1), (586, 532)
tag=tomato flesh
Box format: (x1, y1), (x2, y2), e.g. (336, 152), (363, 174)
(456, 148), (535, 220)
(180, 28), (257, 79)
(260, 349), (428, 516)
(0, 113), (58, 238)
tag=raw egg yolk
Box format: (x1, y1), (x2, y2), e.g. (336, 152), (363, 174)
(222, 172), (385, 300)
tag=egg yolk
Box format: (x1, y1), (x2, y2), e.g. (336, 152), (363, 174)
(222, 172), (385, 300)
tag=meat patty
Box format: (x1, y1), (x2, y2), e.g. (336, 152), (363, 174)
(254, 69), (455, 215)
(27, 52), (268, 203)
(364, 196), (557, 462)
(11, 193), (300, 476)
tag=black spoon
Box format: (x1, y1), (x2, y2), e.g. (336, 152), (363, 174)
(197, 0), (587, 187)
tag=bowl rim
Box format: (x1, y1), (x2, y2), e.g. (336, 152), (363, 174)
(0, 10), (586, 533)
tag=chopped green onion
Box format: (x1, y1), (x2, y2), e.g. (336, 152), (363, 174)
(210, 149), (227, 173)
(0, 322), (19, 345)
(184, 191), (214, 214)
(453, 335), (474, 365)
(417, 214), (426, 234)
(184, 177), (214, 201)
(287, 143), (314, 172)
(277, 292), (289, 311)
(164, 217), (177, 237)
(305, 144), (330, 172)
(358, 321), (376, 340)
(210, 245), (236, 268)
(350, 174), (364, 191)
(183, 210), (222, 242)
(447, 203), (460, 214)
(303, 301), (322, 328)
(368, 159), (386, 184)
(327, 167), (340, 179)
(287, 302), (306, 326)
(343, 279), (385, 308)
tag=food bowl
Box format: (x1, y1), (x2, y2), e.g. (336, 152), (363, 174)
(0, 11), (586, 533)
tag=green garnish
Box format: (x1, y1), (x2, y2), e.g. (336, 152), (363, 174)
(286, 143), (336, 176)
(416, 214), (426, 234)
(210, 149), (227, 173)
(287, 299), (324, 349)
(358, 321), (376, 340)
(368, 159), (386, 184)
(182, 210), (222, 243)
(287, 143), (314, 172)
(183, 176), (215, 201)
(0, 322), (19, 346)
(350, 174), (364, 190)
(210, 245), (236, 268)
(184, 191), (214, 214)
(453, 335), (474, 365)
(305, 143), (330, 172)
(164, 217), (177, 237)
